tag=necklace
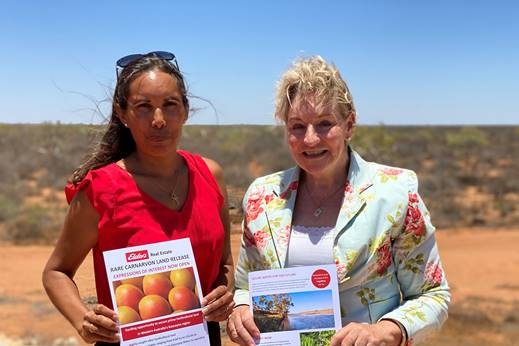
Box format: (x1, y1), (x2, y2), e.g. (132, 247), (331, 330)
(303, 182), (345, 217)
(154, 164), (185, 205)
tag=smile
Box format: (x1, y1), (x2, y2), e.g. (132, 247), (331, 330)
(303, 149), (327, 158)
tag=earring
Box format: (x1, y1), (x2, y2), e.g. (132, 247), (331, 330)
(123, 122), (128, 127)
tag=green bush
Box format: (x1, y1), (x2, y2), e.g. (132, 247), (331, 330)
(4, 205), (64, 245)
(0, 193), (21, 222)
(300, 330), (335, 346)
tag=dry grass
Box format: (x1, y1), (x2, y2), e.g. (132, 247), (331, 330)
(1, 124), (519, 245)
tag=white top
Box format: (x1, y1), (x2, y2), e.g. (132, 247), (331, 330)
(285, 225), (335, 267)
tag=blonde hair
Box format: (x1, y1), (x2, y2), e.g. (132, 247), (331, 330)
(274, 56), (356, 124)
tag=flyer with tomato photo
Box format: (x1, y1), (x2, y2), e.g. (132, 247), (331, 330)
(103, 238), (210, 346)
(249, 264), (341, 345)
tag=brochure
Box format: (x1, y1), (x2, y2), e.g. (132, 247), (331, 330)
(103, 238), (210, 346)
(249, 264), (341, 346)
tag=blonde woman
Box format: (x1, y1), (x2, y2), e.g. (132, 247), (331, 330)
(227, 56), (450, 346)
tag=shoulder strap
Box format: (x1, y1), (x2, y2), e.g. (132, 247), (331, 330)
(179, 150), (224, 207)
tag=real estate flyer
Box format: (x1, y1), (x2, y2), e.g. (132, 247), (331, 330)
(103, 238), (210, 346)
(249, 264), (341, 346)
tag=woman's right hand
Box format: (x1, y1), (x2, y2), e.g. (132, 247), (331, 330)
(226, 305), (261, 346)
(77, 304), (120, 344)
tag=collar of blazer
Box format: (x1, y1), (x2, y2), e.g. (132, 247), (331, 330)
(263, 148), (374, 268)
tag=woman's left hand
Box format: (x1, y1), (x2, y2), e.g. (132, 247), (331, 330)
(330, 320), (402, 346)
(202, 285), (235, 322)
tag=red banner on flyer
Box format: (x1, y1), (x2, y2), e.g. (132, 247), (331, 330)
(121, 311), (204, 340)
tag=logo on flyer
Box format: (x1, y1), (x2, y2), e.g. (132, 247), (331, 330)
(125, 250), (149, 262)
(311, 269), (331, 288)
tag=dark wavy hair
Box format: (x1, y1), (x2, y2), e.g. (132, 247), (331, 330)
(70, 56), (189, 184)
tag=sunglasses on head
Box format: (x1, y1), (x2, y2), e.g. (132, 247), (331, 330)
(116, 51), (179, 75)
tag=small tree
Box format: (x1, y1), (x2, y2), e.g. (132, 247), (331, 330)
(253, 294), (294, 315)
(445, 127), (489, 183)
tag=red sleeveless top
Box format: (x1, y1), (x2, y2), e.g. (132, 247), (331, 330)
(65, 150), (225, 309)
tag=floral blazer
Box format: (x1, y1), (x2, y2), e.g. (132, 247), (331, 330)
(233, 149), (450, 345)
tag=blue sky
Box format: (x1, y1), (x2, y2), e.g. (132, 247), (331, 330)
(1, 1), (517, 125)
(288, 290), (333, 314)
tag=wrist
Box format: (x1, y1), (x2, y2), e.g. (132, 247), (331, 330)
(73, 308), (90, 335)
(233, 303), (249, 310)
(379, 319), (407, 346)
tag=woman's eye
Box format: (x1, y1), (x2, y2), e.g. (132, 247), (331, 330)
(291, 124), (305, 130)
(316, 121), (334, 130)
(164, 101), (179, 108)
(319, 121), (333, 127)
(136, 104), (152, 111)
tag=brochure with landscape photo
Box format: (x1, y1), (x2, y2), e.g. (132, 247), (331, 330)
(103, 238), (210, 346)
(249, 264), (341, 345)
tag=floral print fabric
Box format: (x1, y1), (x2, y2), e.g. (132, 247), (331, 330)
(233, 149), (450, 345)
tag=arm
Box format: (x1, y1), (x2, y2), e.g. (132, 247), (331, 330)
(332, 170), (449, 346)
(201, 157), (235, 321)
(380, 171), (451, 344)
(227, 182), (262, 346)
(233, 180), (271, 306)
(42, 189), (119, 344)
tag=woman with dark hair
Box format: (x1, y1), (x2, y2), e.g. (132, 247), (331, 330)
(42, 52), (234, 345)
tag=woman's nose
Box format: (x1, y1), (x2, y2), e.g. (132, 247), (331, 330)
(152, 108), (166, 128)
(303, 125), (319, 146)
